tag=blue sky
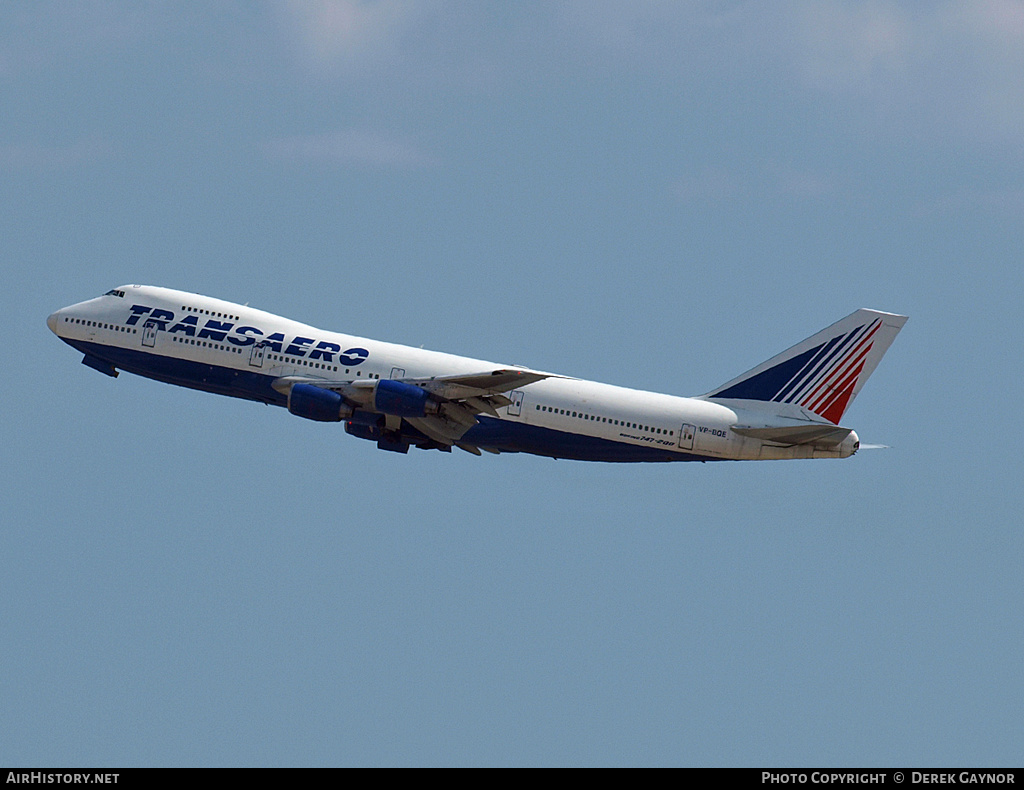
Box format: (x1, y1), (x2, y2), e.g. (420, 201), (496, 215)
(3, 1), (1023, 766)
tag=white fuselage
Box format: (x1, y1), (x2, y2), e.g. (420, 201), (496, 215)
(49, 285), (859, 462)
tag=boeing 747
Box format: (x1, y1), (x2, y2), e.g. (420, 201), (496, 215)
(48, 286), (906, 462)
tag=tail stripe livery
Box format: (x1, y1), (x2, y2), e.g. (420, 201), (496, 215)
(794, 320), (881, 415)
(802, 322), (881, 422)
(704, 309), (908, 425)
(771, 333), (848, 404)
(773, 319), (878, 405)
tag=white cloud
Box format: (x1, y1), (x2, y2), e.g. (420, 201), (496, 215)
(788, 1), (912, 93)
(912, 185), (1024, 219)
(767, 161), (838, 199)
(558, 1), (1024, 145)
(261, 130), (439, 169)
(673, 161), (838, 203)
(785, 0), (1024, 144)
(673, 167), (740, 203)
(0, 138), (117, 171)
(275, 0), (436, 74)
(0, 1), (169, 77)
(8, 2), (1024, 149)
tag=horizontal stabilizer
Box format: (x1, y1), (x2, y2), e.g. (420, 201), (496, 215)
(731, 424), (852, 447)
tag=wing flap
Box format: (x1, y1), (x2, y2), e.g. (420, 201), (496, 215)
(405, 416), (469, 444)
(411, 369), (550, 400)
(440, 402), (480, 428)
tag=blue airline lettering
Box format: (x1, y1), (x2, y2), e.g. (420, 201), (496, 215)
(198, 319), (233, 341)
(147, 308), (174, 331)
(339, 347), (369, 367)
(229, 326), (261, 346)
(168, 315), (198, 336)
(309, 341), (340, 362)
(285, 336), (315, 356)
(126, 305), (152, 325)
(121, 304), (371, 366)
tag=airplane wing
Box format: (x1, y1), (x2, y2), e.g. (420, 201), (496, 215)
(273, 368), (552, 450)
(388, 368), (549, 403)
(379, 369), (551, 448)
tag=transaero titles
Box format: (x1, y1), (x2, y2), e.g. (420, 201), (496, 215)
(762, 775), (1015, 785)
(125, 304), (370, 366)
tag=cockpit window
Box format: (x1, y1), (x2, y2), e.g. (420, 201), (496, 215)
(104, 289), (125, 298)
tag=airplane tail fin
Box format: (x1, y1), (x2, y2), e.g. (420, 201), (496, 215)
(702, 309), (908, 424)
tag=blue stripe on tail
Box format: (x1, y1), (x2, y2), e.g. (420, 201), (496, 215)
(712, 342), (825, 402)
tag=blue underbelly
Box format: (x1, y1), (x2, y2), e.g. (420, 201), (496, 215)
(67, 339), (718, 462)
(65, 338), (285, 406)
(463, 416), (716, 462)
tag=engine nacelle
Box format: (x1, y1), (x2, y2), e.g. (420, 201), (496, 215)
(372, 379), (437, 418)
(287, 383), (352, 422)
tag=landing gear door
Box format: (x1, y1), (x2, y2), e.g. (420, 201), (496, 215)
(142, 321), (158, 348)
(679, 423), (695, 450)
(249, 342), (265, 368)
(507, 390), (524, 417)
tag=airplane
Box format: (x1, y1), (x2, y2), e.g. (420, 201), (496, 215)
(47, 285), (907, 462)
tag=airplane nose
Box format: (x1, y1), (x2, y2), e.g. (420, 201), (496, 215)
(47, 311), (59, 335)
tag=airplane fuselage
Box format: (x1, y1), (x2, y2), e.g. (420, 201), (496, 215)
(48, 285), (872, 462)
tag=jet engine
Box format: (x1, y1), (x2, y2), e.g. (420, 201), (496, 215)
(372, 379), (438, 418)
(287, 383), (353, 422)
